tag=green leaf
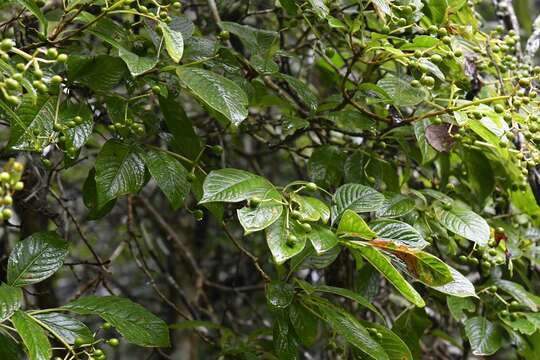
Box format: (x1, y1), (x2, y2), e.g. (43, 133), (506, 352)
(290, 194), (330, 223)
(0, 283), (22, 321)
(464, 316), (503, 356)
(499, 313), (536, 335)
(0, 333), (23, 359)
(307, 0), (329, 19)
(95, 140), (145, 207)
(176, 67), (248, 126)
(370, 219), (428, 249)
(8, 95), (56, 151)
(140, 149), (190, 210)
(63, 296), (170, 347)
(347, 242), (425, 307)
(369, 241), (452, 286)
(237, 202), (283, 234)
(275, 73), (318, 111)
(310, 284), (381, 316)
(158, 21), (184, 63)
(375, 194), (416, 218)
(266, 281), (294, 309)
(358, 320), (413, 360)
(200, 168), (276, 204)
(314, 298), (389, 360)
(67, 55), (126, 92)
(118, 48), (159, 76)
(7, 232), (68, 287)
(337, 209), (376, 240)
(377, 74), (426, 107)
(289, 301), (318, 346)
(11, 311), (51, 360)
(414, 119), (438, 164)
(272, 308), (298, 359)
(447, 296), (476, 322)
(59, 101), (94, 150)
(434, 202), (490, 246)
(221, 22), (279, 56)
(158, 95), (201, 160)
(266, 212), (307, 264)
(33, 313), (94, 344)
(307, 145), (345, 188)
(431, 267), (476, 298)
(392, 308), (431, 359)
(309, 224), (339, 254)
(493, 279), (538, 311)
(15, 0), (47, 34)
(332, 183), (385, 221)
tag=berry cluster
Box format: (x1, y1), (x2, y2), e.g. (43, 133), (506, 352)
(0, 159), (24, 223)
(0, 38), (67, 105)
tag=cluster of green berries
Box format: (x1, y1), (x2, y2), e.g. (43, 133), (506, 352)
(52, 115), (86, 156)
(0, 159), (24, 223)
(500, 301), (528, 321)
(367, 327), (384, 341)
(458, 230), (506, 272)
(53, 323), (120, 360)
(286, 182), (319, 247)
(379, 3), (418, 34)
(122, 0), (182, 23)
(108, 118), (145, 137)
(0, 39), (67, 105)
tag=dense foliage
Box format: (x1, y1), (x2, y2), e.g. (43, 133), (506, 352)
(2, 0), (540, 359)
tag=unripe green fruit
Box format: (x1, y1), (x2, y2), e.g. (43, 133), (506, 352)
(430, 54), (442, 63)
(458, 255), (467, 263)
(519, 78), (531, 87)
(0, 172), (10, 182)
(291, 210), (302, 220)
(3, 195), (13, 206)
(441, 36), (451, 45)
(324, 47), (335, 58)
(300, 223), (312, 233)
(2, 208), (12, 219)
(46, 48), (58, 59)
(494, 104), (505, 113)
(186, 173), (196, 182)
(420, 75), (435, 87)
(305, 182), (318, 191)
(107, 338), (120, 347)
(93, 349), (104, 356)
(56, 54), (68, 63)
(0, 39), (14, 51)
(218, 30), (230, 41)
(12, 162), (23, 172)
(151, 85), (161, 94)
(102, 322), (113, 330)
(211, 145), (223, 155)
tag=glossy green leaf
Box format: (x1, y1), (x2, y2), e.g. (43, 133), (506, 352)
(0, 333), (23, 359)
(221, 21), (279, 56)
(266, 212), (307, 264)
(0, 283), (22, 321)
(464, 317), (503, 356)
(347, 241), (425, 307)
(8, 95), (56, 151)
(11, 311), (51, 360)
(291, 194), (330, 223)
(447, 296), (476, 322)
(266, 281), (294, 309)
(141, 148), (190, 210)
(63, 296), (170, 347)
(7, 232), (68, 287)
(314, 298), (389, 360)
(370, 219), (428, 249)
(307, 146), (345, 189)
(67, 55), (126, 92)
(499, 313), (536, 335)
(59, 101), (94, 150)
(494, 279), (538, 311)
(289, 301), (318, 347)
(358, 320), (413, 360)
(158, 21), (184, 63)
(376, 194), (416, 218)
(95, 140), (145, 207)
(176, 67), (248, 126)
(307, 0), (329, 18)
(377, 74), (426, 107)
(332, 183), (385, 221)
(237, 188), (283, 234)
(431, 267), (476, 298)
(309, 224), (339, 254)
(311, 284), (380, 316)
(200, 168), (276, 204)
(434, 202), (490, 246)
(33, 313), (94, 344)
(337, 209), (376, 240)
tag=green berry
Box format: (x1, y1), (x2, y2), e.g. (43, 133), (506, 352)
(248, 196), (262, 208)
(56, 54), (68, 63)
(0, 39), (14, 51)
(211, 144), (223, 155)
(305, 182), (318, 191)
(107, 338), (120, 347)
(0, 172), (10, 182)
(46, 48), (58, 59)
(494, 104), (505, 113)
(186, 173), (196, 182)
(300, 223), (312, 233)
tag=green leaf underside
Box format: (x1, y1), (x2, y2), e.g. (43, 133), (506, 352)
(11, 310), (51, 360)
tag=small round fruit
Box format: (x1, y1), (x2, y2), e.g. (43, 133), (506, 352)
(12, 162), (23, 172)
(107, 338), (120, 347)
(300, 223), (312, 233)
(2, 208), (12, 220)
(324, 47), (335, 58)
(0, 172), (10, 182)
(430, 54), (442, 63)
(218, 30), (230, 41)
(211, 145), (223, 155)
(290, 210), (302, 220)
(46, 48), (58, 59)
(458, 255), (468, 263)
(102, 322), (112, 330)
(494, 104), (505, 113)
(56, 54), (68, 63)
(0, 39), (14, 51)
(420, 75), (435, 87)
(151, 85), (160, 94)
(519, 78), (531, 87)
(305, 182), (318, 191)
(186, 173), (196, 183)
(3, 195), (13, 206)
(93, 349), (104, 357)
